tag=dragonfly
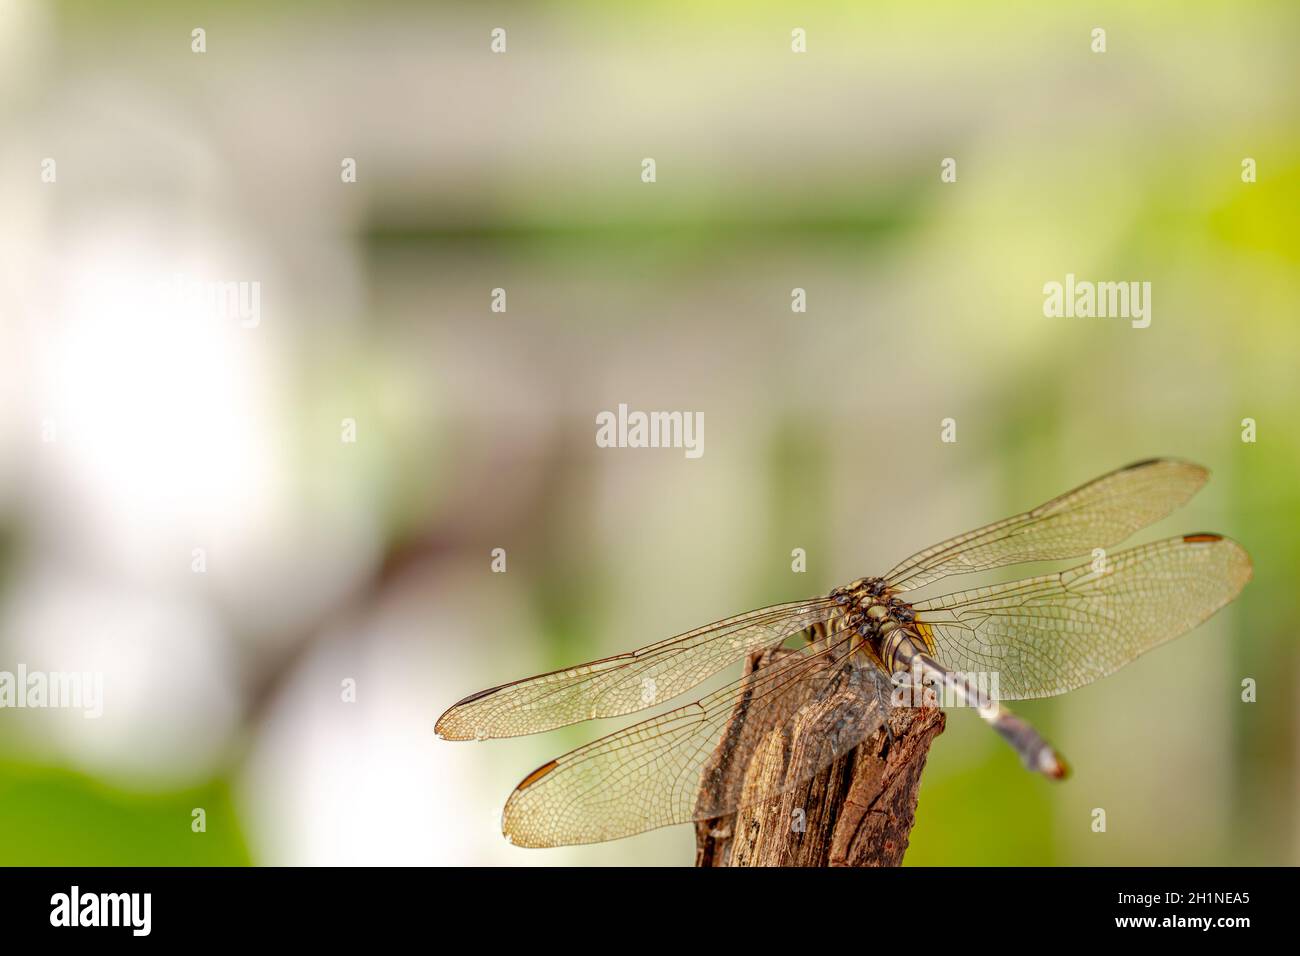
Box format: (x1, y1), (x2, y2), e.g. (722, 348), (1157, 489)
(437, 459), (1252, 848)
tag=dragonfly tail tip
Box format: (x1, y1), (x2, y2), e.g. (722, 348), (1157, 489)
(1034, 745), (1069, 780)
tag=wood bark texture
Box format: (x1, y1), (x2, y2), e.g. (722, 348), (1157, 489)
(695, 647), (945, 867)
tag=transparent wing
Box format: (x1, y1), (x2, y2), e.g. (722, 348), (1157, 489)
(883, 459), (1208, 592)
(435, 599), (838, 740)
(912, 534), (1252, 700)
(501, 632), (893, 848)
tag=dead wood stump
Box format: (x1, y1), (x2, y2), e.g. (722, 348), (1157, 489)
(695, 647), (945, 867)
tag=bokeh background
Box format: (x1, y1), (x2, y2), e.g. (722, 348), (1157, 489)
(1, 0), (1297, 865)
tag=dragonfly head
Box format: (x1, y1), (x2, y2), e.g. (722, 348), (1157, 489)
(830, 576), (889, 606)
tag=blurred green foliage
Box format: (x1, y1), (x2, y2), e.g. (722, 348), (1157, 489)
(0, 762), (250, 865)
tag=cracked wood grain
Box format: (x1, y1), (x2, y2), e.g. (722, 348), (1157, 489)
(695, 646), (945, 867)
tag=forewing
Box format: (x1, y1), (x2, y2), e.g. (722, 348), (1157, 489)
(500, 633), (892, 847)
(912, 534), (1252, 700)
(435, 599), (837, 740)
(884, 459), (1208, 591)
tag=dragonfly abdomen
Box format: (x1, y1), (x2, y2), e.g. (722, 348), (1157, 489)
(893, 642), (1069, 780)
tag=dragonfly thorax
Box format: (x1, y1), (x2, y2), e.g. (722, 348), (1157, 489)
(828, 577), (917, 644)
